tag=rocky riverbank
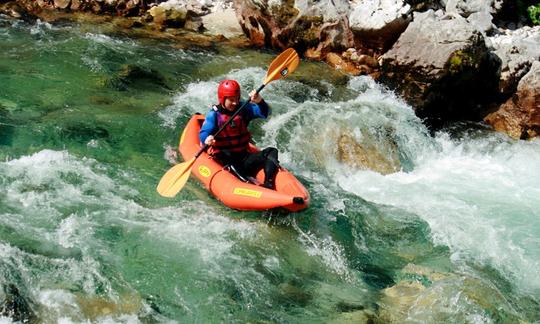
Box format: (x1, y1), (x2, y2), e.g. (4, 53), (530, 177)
(1, 0), (538, 139)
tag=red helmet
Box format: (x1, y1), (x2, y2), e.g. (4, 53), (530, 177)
(217, 79), (241, 105)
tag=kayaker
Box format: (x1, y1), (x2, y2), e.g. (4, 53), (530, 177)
(199, 79), (279, 190)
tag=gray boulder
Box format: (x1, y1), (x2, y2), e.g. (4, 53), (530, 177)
(348, 0), (411, 52)
(442, 0), (504, 16)
(379, 10), (500, 127)
(488, 26), (540, 95)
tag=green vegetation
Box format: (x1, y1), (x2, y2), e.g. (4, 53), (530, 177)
(448, 50), (474, 75)
(527, 3), (540, 25)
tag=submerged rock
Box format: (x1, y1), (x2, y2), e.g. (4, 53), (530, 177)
(336, 132), (400, 175)
(329, 309), (374, 324)
(377, 263), (524, 323)
(104, 64), (170, 91)
(275, 282), (313, 307)
(60, 122), (110, 142)
(75, 293), (143, 320)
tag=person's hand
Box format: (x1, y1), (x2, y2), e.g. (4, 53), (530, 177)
(204, 135), (215, 146)
(249, 90), (262, 104)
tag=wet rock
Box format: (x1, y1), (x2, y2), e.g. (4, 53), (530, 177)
(148, 0), (210, 29)
(148, 4), (187, 28)
(335, 300), (365, 312)
(377, 263), (524, 323)
(378, 280), (426, 322)
(379, 10), (500, 128)
(338, 48), (380, 76)
(76, 293), (142, 320)
(184, 15), (203, 32)
(485, 61), (540, 139)
(398, 263), (449, 283)
(326, 52), (362, 75)
(336, 132), (400, 175)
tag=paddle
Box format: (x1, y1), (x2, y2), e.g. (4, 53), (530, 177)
(157, 48), (300, 198)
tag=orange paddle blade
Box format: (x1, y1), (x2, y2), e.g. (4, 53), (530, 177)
(156, 157), (196, 198)
(264, 48), (300, 85)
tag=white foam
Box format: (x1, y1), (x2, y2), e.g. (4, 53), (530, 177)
(130, 203), (260, 264)
(293, 222), (353, 281)
(336, 132), (540, 295)
(84, 33), (126, 46)
(158, 80), (217, 128)
(30, 19), (52, 35)
(158, 67), (266, 129)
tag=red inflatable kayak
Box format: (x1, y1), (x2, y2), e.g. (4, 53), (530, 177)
(178, 114), (309, 212)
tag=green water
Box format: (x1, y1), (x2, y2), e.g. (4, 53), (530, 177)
(1, 16), (539, 323)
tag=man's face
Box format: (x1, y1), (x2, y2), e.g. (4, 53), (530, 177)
(223, 96), (240, 111)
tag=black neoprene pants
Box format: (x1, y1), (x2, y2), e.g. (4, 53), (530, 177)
(215, 147), (279, 184)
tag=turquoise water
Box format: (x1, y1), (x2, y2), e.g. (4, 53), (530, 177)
(1, 16), (539, 323)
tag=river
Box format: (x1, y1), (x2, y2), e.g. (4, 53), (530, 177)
(1, 15), (539, 323)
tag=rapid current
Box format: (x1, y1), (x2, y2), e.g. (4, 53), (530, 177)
(0, 16), (539, 323)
